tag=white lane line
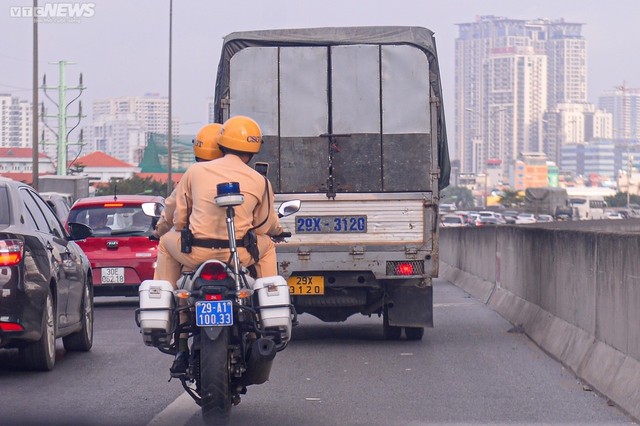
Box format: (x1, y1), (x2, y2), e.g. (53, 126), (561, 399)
(147, 392), (199, 426)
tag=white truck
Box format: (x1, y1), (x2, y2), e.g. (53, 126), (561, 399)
(213, 27), (450, 339)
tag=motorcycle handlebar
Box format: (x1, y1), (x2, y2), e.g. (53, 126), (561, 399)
(272, 232), (291, 239)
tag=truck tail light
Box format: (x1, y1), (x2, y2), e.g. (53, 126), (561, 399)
(386, 261), (424, 276)
(396, 263), (414, 275)
(0, 239), (24, 266)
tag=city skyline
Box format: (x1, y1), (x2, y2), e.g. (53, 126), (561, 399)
(1, 1), (638, 138)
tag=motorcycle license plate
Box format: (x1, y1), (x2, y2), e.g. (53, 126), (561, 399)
(195, 301), (233, 326)
(287, 276), (324, 295)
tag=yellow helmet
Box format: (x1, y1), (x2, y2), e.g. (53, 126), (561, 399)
(193, 123), (223, 161)
(218, 116), (262, 154)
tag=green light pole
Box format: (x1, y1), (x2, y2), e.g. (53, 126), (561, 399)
(41, 61), (85, 175)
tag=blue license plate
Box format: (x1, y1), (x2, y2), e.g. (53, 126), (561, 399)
(296, 215), (367, 234)
(195, 300), (233, 327)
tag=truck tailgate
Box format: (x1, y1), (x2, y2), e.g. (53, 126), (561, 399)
(275, 192), (434, 248)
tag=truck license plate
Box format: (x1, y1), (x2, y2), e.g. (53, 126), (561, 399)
(101, 267), (124, 284)
(295, 215), (367, 234)
(287, 276), (324, 295)
(196, 300), (233, 326)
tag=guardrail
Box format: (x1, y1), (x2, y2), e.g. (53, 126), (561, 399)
(439, 220), (640, 421)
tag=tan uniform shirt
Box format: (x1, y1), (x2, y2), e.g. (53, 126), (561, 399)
(173, 154), (283, 240)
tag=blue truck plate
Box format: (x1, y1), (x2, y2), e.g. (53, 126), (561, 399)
(195, 300), (233, 326)
(295, 215), (367, 234)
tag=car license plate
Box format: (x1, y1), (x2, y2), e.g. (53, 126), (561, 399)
(101, 267), (124, 284)
(195, 300), (233, 327)
(295, 215), (367, 234)
(287, 276), (324, 295)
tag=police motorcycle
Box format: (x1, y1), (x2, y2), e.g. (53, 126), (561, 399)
(136, 182), (300, 425)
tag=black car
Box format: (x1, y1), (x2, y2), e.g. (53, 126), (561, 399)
(0, 178), (93, 370)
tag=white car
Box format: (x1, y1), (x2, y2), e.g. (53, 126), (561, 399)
(440, 214), (466, 227)
(515, 213), (537, 224)
(537, 214), (554, 223)
(439, 203), (457, 213)
(605, 212), (624, 220)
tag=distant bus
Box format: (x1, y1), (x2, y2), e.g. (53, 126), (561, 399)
(569, 195), (607, 220)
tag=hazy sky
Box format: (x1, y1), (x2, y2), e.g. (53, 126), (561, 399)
(1, 0), (639, 136)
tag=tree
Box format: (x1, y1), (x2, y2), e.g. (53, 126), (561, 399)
(441, 186), (476, 209)
(499, 189), (524, 208)
(605, 191), (640, 208)
(94, 175), (168, 197)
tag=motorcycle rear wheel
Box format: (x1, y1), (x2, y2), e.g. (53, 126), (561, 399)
(200, 328), (231, 425)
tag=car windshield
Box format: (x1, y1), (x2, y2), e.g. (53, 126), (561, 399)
(68, 206), (153, 237)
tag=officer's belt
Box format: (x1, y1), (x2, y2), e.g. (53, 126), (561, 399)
(192, 238), (245, 249)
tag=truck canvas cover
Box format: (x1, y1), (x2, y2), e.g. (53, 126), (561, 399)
(213, 26), (450, 193)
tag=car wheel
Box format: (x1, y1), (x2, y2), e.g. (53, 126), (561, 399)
(383, 305), (402, 340)
(63, 280), (94, 352)
(21, 291), (56, 371)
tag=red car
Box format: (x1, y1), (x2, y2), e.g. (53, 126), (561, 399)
(66, 195), (164, 296)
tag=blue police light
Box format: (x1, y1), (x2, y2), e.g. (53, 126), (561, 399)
(215, 182), (244, 207)
(216, 182), (241, 197)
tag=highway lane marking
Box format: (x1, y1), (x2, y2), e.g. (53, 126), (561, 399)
(434, 302), (482, 307)
(147, 392), (198, 426)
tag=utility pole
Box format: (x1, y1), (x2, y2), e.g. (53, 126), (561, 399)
(628, 153), (633, 210)
(31, 0), (39, 189)
(41, 61), (86, 175)
(167, 0), (173, 195)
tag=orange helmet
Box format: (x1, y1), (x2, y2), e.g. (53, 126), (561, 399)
(218, 116), (262, 154)
(193, 123), (223, 161)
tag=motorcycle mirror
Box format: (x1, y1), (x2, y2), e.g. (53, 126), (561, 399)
(141, 202), (163, 218)
(278, 200), (301, 218)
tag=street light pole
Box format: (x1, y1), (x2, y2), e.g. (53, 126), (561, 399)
(32, 0), (38, 190)
(166, 0), (173, 196)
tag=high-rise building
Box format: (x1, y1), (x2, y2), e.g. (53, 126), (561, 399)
(0, 94), (32, 148)
(455, 16), (593, 178)
(598, 86), (640, 142)
(207, 97), (215, 124)
(88, 94), (180, 164)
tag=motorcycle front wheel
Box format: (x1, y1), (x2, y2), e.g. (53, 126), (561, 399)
(200, 328), (231, 425)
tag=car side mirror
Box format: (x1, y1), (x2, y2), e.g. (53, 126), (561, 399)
(68, 222), (93, 240)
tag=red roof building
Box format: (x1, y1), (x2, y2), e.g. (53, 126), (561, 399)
(72, 151), (140, 183)
(0, 148), (56, 183)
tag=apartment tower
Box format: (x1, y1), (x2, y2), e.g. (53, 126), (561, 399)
(455, 16), (586, 177)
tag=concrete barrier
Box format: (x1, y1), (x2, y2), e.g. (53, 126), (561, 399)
(439, 221), (640, 421)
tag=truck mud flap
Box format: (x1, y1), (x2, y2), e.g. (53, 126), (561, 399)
(386, 285), (433, 328)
